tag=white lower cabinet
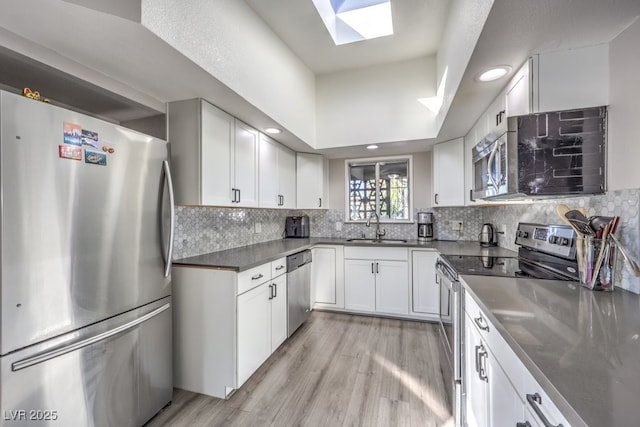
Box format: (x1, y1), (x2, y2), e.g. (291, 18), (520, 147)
(375, 260), (409, 315)
(344, 247), (409, 316)
(311, 245), (344, 309)
(463, 290), (571, 427)
(464, 313), (489, 427)
(270, 274), (288, 352)
(173, 258), (288, 399)
(237, 282), (271, 386)
(344, 259), (376, 312)
(410, 250), (439, 317)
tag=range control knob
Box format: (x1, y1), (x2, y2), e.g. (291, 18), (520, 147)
(548, 235), (558, 244)
(560, 237), (570, 246)
(521, 231), (529, 238)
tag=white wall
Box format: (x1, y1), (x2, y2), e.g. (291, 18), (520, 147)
(141, 0), (317, 146)
(316, 57), (437, 148)
(608, 18), (640, 191)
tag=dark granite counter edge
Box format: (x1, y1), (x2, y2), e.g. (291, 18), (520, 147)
(172, 238), (518, 271)
(461, 279), (587, 427)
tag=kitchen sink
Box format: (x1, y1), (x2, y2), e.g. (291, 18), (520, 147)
(346, 238), (408, 244)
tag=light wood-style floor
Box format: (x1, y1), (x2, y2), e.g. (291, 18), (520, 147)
(146, 311), (453, 427)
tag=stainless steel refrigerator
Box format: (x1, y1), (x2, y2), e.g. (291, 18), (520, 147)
(0, 91), (174, 426)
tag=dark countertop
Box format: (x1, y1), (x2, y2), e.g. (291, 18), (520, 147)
(461, 275), (640, 427)
(172, 238), (518, 271)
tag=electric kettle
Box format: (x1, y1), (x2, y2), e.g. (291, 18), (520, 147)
(479, 223), (497, 247)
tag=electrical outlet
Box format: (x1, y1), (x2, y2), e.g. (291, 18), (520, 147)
(254, 222), (262, 233)
(451, 220), (463, 231)
(335, 221), (343, 231)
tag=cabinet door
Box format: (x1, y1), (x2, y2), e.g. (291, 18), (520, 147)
(486, 91), (507, 137)
(375, 260), (409, 315)
(433, 138), (465, 207)
(270, 275), (288, 352)
(506, 59), (532, 117)
(201, 100), (235, 206)
(237, 283), (271, 386)
(312, 247), (336, 305)
(258, 134), (279, 208)
(487, 348), (524, 426)
(411, 251), (439, 315)
(344, 259), (376, 312)
(296, 153), (326, 209)
(465, 313), (489, 427)
(234, 120), (259, 207)
(278, 145), (297, 208)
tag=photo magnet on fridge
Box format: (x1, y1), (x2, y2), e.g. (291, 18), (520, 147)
(85, 150), (107, 166)
(63, 122), (82, 146)
(59, 145), (83, 160)
(81, 129), (99, 148)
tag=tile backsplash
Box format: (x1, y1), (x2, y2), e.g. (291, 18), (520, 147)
(174, 188), (640, 294)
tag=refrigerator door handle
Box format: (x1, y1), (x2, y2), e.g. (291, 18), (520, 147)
(163, 160), (176, 278)
(12, 303), (171, 372)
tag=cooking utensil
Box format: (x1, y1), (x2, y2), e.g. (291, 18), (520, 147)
(565, 210), (595, 236)
(588, 216), (614, 238)
(589, 222), (612, 288)
(609, 234), (640, 276)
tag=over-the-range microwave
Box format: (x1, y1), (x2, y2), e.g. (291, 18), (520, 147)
(471, 106), (607, 200)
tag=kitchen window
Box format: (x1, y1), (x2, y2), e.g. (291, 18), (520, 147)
(345, 156), (412, 222)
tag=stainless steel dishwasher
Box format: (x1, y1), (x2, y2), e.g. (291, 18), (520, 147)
(286, 250), (312, 337)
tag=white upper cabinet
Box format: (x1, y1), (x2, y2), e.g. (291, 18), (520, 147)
(433, 138), (465, 207)
(486, 90), (507, 138)
(259, 134), (296, 208)
(506, 44), (609, 117)
(296, 153), (328, 209)
(168, 98), (259, 207)
(505, 58), (533, 117)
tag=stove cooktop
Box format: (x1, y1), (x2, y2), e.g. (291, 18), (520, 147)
(442, 255), (578, 281)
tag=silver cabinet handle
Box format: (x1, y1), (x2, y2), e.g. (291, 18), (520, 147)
(268, 284), (273, 300)
(434, 193), (439, 204)
(376, 262), (379, 274)
(237, 189), (241, 204)
(516, 422), (532, 427)
(273, 283), (277, 298)
(251, 273), (264, 280)
(319, 197), (322, 207)
(371, 262), (375, 274)
(526, 393), (563, 427)
(474, 315), (490, 332)
(13, 303), (170, 371)
(479, 348), (488, 383)
(275, 265), (285, 271)
(162, 160), (175, 278)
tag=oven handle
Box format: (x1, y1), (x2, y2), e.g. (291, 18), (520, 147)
(487, 140), (500, 190)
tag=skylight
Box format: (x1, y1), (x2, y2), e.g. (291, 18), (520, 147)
(312, 0), (394, 46)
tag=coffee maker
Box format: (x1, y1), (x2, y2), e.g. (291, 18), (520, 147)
(417, 212), (434, 242)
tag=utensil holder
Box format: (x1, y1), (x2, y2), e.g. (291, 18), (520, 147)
(576, 236), (617, 291)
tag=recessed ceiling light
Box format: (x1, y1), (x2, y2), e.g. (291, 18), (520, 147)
(366, 144), (379, 150)
(265, 127), (281, 134)
(475, 66), (512, 82)
(311, 0), (394, 46)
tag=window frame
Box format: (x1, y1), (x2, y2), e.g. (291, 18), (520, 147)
(344, 155), (414, 224)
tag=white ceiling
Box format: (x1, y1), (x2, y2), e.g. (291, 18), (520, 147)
(244, 0), (450, 75)
(0, 0), (639, 158)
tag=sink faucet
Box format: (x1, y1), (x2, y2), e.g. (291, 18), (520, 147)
(365, 212), (386, 240)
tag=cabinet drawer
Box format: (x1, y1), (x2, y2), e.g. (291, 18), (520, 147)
(465, 291), (524, 401)
(344, 246), (408, 261)
(522, 368), (571, 427)
(238, 263), (271, 295)
(271, 257), (287, 278)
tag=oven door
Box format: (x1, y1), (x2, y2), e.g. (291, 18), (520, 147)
(436, 259), (463, 426)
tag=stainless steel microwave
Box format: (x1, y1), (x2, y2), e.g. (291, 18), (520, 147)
(471, 107), (607, 200)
